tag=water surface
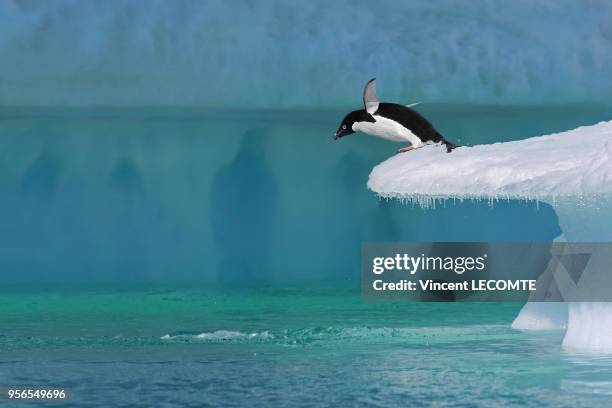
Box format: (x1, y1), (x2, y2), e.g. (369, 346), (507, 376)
(1, 289), (611, 407)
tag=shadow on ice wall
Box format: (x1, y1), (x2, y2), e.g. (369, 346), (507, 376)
(0, 113), (562, 287)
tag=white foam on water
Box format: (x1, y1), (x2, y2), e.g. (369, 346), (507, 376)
(194, 330), (248, 340)
(160, 330), (272, 341)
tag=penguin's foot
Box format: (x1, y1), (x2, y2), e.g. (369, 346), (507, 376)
(397, 146), (416, 153)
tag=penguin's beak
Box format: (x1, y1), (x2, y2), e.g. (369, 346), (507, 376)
(333, 132), (339, 140)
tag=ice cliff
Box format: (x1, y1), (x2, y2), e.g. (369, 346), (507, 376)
(368, 120), (612, 351)
(2, 0), (612, 107)
(368, 121), (612, 202)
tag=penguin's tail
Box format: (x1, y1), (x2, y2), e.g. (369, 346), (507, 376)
(443, 139), (458, 153)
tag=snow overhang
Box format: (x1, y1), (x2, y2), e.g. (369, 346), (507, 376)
(368, 121), (612, 205)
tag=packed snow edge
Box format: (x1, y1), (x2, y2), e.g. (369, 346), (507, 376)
(368, 121), (612, 204)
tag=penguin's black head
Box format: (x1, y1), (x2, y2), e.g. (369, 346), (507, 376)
(334, 110), (362, 140)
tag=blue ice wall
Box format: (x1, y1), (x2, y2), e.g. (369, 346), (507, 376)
(2, 0), (612, 107)
(4, 105), (607, 285)
(1, 1), (611, 286)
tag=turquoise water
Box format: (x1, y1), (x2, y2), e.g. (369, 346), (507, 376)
(2, 106), (612, 406)
(2, 289), (612, 407)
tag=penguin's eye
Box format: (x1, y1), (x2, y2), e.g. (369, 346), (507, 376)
(342, 125), (346, 129)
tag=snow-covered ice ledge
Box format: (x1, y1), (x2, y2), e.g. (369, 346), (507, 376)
(368, 121), (612, 352)
(368, 121), (612, 202)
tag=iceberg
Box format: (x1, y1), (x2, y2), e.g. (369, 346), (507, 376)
(2, 1), (612, 107)
(368, 120), (612, 351)
(368, 121), (612, 202)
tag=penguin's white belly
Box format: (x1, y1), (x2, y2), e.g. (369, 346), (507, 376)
(355, 115), (423, 146)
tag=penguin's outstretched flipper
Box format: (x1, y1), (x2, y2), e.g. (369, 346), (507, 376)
(363, 78), (379, 114)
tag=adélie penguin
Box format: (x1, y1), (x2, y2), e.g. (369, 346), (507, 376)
(334, 78), (457, 153)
